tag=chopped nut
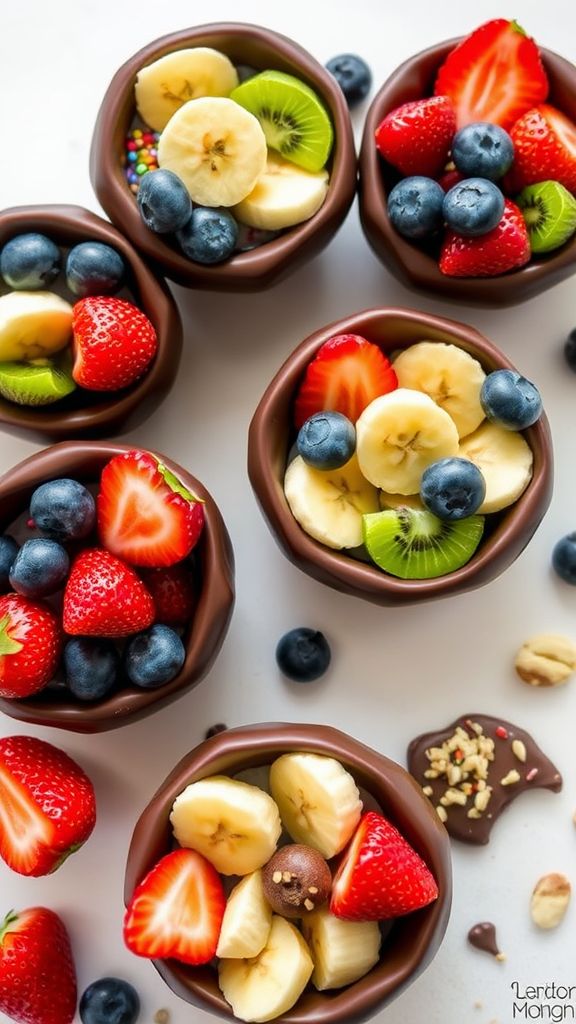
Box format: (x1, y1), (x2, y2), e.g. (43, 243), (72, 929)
(512, 739), (527, 763)
(304, 898), (315, 911)
(474, 788), (492, 812)
(442, 787), (468, 807)
(308, 886), (318, 895)
(272, 871), (282, 884)
(501, 769), (521, 786)
(422, 785), (433, 797)
(282, 871), (292, 883)
(447, 764), (463, 786)
(424, 769), (439, 778)
(436, 805), (448, 822)
(530, 873), (571, 929)
(461, 782), (473, 796)
(515, 633), (576, 687)
(467, 808), (482, 819)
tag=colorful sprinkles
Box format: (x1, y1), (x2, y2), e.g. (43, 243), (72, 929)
(124, 129), (160, 193)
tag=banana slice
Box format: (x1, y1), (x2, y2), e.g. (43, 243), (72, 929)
(301, 906), (381, 991)
(0, 291), (73, 362)
(356, 389), (459, 494)
(135, 47), (239, 131)
(170, 776), (281, 876)
(216, 870), (272, 959)
(393, 341), (486, 438)
(284, 454), (379, 550)
(379, 490), (424, 511)
(218, 915), (313, 1023)
(232, 152), (329, 230)
(269, 753), (362, 858)
(459, 421), (533, 513)
(158, 96), (267, 207)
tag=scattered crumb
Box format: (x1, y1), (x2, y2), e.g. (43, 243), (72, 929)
(154, 1011), (170, 1024)
(474, 1000), (483, 1009)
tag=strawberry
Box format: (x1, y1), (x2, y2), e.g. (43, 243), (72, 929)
(434, 19), (548, 131)
(375, 95), (456, 177)
(437, 168), (464, 192)
(439, 199), (531, 277)
(0, 906), (77, 1024)
(124, 848), (226, 964)
(71, 296), (158, 391)
(144, 565), (197, 626)
(294, 335), (398, 429)
(330, 811), (439, 921)
(506, 104), (576, 195)
(0, 735), (96, 877)
(63, 548), (155, 637)
(0, 594), (61, 699)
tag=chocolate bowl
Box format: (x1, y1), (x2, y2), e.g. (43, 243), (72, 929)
(0, 441), (234, 733)
(248, 307), (553, 607)
(358, 41), (576, 306)
(125, 722), (452, 1023)
(0, 205), (182, 441)
(90, 23), (356, 291)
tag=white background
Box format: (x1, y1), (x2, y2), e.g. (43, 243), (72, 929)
(1, 1), (575, 1022)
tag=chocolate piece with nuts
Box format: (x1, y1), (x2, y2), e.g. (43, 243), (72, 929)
(262, 844), (332, 918)
(407, 715), (562, 845)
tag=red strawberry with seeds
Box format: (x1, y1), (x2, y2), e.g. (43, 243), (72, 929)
(0, 594), (61, 699)
(124, 848), (226, 964)
(0, 906), (77, 1024)
(63, 548), (155, 637)
(505, 104), (576, 195)
(72, 296), (158, 391)
(0, 735), (96, 877)
(439, 199), (531, 277)
(330, 810), (439, 921)
(144, 565), (197, 626)
(375, 95), (456, 177)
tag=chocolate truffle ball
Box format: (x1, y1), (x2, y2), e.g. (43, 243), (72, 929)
(262, 844), (332, 918)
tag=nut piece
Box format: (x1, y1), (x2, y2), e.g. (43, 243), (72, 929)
(515, 633), (576, 687)
(530, 873), (571, 929)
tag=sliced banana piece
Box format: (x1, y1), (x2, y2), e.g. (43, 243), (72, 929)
(158, 96), (267, 207)
(301, 906), (381, 990)
(170, 775), (281, 876)
(232, 152), (329, 230)
(356, 389), (459, 494)
(0, 291), (73, 362)
(379, 490), (424, 511)
(269, 753), (362, 858)
(459, 421), (533, 513)
(284, 454), (379, 550)
(393, 341), (486, 438)
(135, 47), (239, 131)
(216, 870), (272, 959)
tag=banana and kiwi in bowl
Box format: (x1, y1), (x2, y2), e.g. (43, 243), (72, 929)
(249, 307), (553, 607)
(90, 24), (356, 290)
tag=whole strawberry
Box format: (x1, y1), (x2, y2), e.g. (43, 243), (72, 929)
(0, 906), (77, 1024)
(439, 199), (531, 277)
(63, 548), (155, 637)
(71, 296), (158, 391)
(375, 96), (456, 177)
(144, 565), (197, 626)
(0, 594), (61, 699)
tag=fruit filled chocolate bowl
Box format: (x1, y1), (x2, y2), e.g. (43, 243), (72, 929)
(358, 18), (576, 306)
(123, 722), (452, 1024)
(248, 307), (553, 607)
(89, 23), (356, 290)
(0, 441), (235, 733)
(0, 205), (182, 441)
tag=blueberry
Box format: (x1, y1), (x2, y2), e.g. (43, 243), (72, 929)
(564, 328), (576, 372)
(276, 628), (331, 682)
(177, 207), (238, 264)
(79, 976), (140, 1024)
(30, 478), (96, 541)
(137, 169), (192, 234)
(297, 412), (356, 470)
(0, 536), (19, 592)
(480, 369), (542, 430)
(452, 122), (514, 182)
(552, 533), (576, 585)
(420, 457), (486, 521)
(125, 624), (185, 688)
(325, 54), (372, 106)
(387, 176), (445, 239)
(9, 539), (69, 598)
(64, 638), (119, 702)
(66, 241), (125, 297)
(0, 233), (61, 290)
(443, 178), (504, 237)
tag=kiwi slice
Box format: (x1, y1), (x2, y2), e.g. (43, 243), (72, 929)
(517, 181), (576, 254)
(362, 507), (484, 579)
(230, 70), (333, 173)
(0, 359), (76, 406)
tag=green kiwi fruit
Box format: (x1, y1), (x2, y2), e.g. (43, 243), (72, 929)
(362, 507), (484, 579)
(516, 180), (576, 254)
(230, 70), (333, 173)
(0, 358), (76, 406)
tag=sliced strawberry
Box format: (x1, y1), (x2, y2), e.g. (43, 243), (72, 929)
(375, 95), (456, 177)
(0, 907), (77, 1024)
(72, 296), (158, 391)
(0, 594), (62, 699)
(506, 104), (576, 195)
(97, 450), (205, 568)
(330, 811), (439, 921)
(434, 19), (548, 131)
(144, 565), (197, 627)
(439, 199), (531, 277)
(294, 335), (398, 429)
(63, 548), (155, 637)
(124, 848), (226, 964)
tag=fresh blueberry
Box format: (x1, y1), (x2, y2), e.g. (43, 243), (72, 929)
(0, 233), (61, 289)
(0, 535), (19, 591)
(325, 54), (372, 106)
(9, 538), (69, 598)
(420, 457), (486, 521)
(276, 627), (331, 682)
(66, 241), (125, 297)
(452, 122), (514, 181)
(125, 624), (185, 688)
(137, 168), (192, 234)
(64, 638), (120, 702)
(30, 478), (96, 541)
(480, 369), (542, 430)
(177, 207), (238, 264)
(297, 412), (356, 470)
(387, 176), (445, 239)
(443, 178), (504, 237)
(552, 533), (576, 585)
(79, 976), (140, 1024)
(564, 328), (576, 372)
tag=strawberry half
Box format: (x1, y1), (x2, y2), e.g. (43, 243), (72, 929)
(97, 450), (205, 568)
(506, 104), (576, 195)
(0, 735), (96, 877)
(375, 95), (456, 177)
(0, 594), (61, 699)
(144, 565), (197, 627)
(0, 907), (77, 1024)
(294, 335), (398, 429)
(124, 848), (226, 964)
(330, 811), (439, 921)
(63, 548), (155, 637)
(434, 19), (549, 131)
(439, 199), (531, 277)
(72, 296), (158, 391)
